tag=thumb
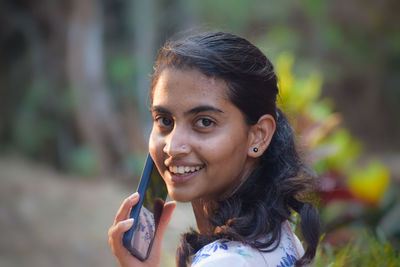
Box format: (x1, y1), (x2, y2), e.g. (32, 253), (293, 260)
(149, 201), (176, 260)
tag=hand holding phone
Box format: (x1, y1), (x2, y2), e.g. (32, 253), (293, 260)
(122, 154), (169, 260)
(108, 154), (175, 266)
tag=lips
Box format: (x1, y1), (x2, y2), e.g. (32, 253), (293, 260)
(166, 163), (205, 183)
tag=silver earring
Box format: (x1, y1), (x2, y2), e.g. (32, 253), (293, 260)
(253, 147), (258, 153)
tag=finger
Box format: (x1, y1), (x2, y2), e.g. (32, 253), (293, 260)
(149, 201), (176, 260)
(108, 218), (134, 258)
(113, 192), (140, 226)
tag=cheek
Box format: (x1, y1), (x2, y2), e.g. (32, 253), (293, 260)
(148, 131), (156, 156)
(149, 131), (164, 165)
(199, 131), (248, 165)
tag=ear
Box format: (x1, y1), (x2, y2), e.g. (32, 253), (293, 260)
(247, 114), (276, 158)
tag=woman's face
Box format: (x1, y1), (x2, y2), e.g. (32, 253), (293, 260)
(149, 68), (256, 202)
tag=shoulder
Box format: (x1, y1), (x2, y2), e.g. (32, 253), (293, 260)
(262, 221), (304, 267)
(190, 222), (305, 267)
(191, 239), (261, 267)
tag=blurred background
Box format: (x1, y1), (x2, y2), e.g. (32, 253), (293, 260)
(0, 0), (399, 266)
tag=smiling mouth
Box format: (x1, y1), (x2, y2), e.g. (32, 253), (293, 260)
(168, 165), (204, 175)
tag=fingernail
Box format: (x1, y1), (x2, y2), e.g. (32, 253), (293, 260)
(124, 218), (134, 227)
(130, 192), (139, 200)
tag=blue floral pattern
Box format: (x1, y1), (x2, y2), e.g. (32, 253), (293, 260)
(276, 252), (298, 267)
(192, 240), (229, 264)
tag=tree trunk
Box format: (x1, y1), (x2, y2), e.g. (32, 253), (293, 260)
(66, 0), (127, 174)
(127, 0), (158, 136)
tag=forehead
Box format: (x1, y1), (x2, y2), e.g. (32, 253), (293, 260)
(152, 68), (230, 107)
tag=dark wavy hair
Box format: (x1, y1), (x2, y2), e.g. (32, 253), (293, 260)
(151, 32), (320, 267)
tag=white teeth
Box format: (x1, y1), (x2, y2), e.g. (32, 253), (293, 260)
(169, 165), (203, 174)
(178, 166), (184, 174)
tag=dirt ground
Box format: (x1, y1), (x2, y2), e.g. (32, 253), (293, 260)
(0, 156), (196, 267)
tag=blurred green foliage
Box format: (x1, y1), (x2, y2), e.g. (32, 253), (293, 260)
(317, 129), (362, 173)
(12, 83), (54, 155)
(107, 54), (137, 100)
(66, 145), (99, 177)
(348, 161), (390, 204)
(276, 52), (391, 205)
(275, 52), (400, 261)
(313, 230), (400, 267)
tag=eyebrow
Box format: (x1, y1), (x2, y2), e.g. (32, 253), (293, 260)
(151, 105), (223, 116)
(151, 106), (172, 115)
(185, 105), (224, 116)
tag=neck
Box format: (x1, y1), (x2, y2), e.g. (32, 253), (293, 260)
(191, 198), (215, 234)
(190, 161), (258, 234)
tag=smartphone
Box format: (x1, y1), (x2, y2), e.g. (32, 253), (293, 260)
(123, 154), (168, 261)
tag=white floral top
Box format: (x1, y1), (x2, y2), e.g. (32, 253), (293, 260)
(191, 221), (304, 267)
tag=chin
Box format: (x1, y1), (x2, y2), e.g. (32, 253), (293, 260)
(169, 193), (193, 203)
(167, 188), (196, 203)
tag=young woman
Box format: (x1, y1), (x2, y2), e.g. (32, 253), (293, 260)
(108, 31), (320, 267)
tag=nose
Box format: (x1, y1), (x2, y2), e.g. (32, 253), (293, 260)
(163, 126), (191, 157)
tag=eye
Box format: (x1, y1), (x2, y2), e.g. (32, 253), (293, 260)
(155, 116), (173, 128)
(195, 118), (215, 128)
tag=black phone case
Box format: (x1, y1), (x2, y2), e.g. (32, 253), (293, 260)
(122, 154), (167, 261)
